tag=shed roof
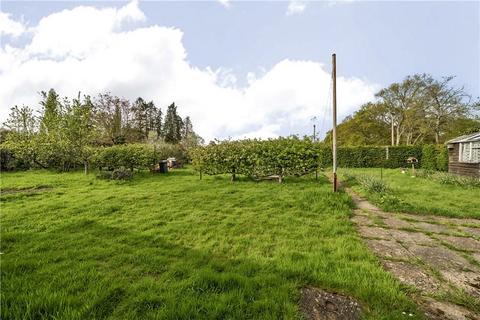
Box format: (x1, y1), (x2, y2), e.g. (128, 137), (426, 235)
(446, 132), (480, 144)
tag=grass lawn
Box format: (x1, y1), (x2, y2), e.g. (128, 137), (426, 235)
(1, 169), (420, 319)
(339, 168), (480, 219)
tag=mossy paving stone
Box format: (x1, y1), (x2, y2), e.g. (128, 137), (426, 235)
(381, 216), (413, 229)
(382, 260), (443, 294)
(351, 214), (373, 226)
(439, 270), (480, 297)
(300, 287), (362, 320)
(388, 229), (436, 246)
(420, 298), (480, 320)
(437, 235), (480, 252)
(364, 239), (412, 259)
(408, 245), (471, 271)
(357, 226), (391, 240)
(459, 226), (480, 239)
(414, 222), (452, 234)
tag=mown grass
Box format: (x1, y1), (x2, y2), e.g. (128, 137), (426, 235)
(339, 168), (480, 219)
(1, 169), (421, 319)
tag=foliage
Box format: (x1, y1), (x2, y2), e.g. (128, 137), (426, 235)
(421, 145), (437, 170)
(93, 143), (188, 171)
(1, 90), (201, 172)
(1, 169), (421, 319)
(340, 168), (480, 218)
(436, 146), (449, 172)
(325, 74), (479, 146)
(357, 175), (390, 194)
(191, 139), (429, 181)
(95, 168), (137, 182)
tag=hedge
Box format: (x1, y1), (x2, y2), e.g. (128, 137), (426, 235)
(191, 138), (446, 180)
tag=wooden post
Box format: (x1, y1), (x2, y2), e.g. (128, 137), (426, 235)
(332, 53), (338, 192)
(313, 124), (318, 181)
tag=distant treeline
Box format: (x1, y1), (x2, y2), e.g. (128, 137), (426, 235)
(324, 74), (479, 146)
(0, 89), (203, 171)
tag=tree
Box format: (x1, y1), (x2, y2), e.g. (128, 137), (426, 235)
(39, 89), (61, 134)
(423, 75), (475, 143)
(324, 102), (390, 146)
(375, 74), (427, 146)
(163, 103), (183, 144)
(3, 105), (36, 135)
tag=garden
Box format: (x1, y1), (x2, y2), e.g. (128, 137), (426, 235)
(1, 138), (479, 319)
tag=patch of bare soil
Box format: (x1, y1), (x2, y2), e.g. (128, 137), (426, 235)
(1, 185), (52, 195)
(299, 287), (362, 320)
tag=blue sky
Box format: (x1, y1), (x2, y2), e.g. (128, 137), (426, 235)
(1, 1), (479, 140)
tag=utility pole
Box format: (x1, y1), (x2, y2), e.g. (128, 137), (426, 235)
(332, 53), (337, 192)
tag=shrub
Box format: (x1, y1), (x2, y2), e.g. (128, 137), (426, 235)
(421, 145), (437, 170)
(357, 176), (389, 194)
(96, 168), (133, 181)
(111, 168), (133, 181)
(436, 146), (448, 172)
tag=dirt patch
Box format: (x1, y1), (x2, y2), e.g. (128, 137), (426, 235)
(382, 260), (442, 293)
(1, 185), (52, 195)
(299, 287), (362, 320)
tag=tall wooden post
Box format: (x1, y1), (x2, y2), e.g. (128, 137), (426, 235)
(332, 53), (337, 192)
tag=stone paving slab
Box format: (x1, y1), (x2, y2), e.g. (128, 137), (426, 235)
(437, 235), (480, 252)
(414, 222), (452, 234)
(382, 260), (442, 293)
(388, 229), (436, 246)
(408, 244), (472, 271)
(364, 239), (412, 260)
(345, 187), (480, 319)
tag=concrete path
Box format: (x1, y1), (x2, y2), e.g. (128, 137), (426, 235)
(347, 188), (480, 320)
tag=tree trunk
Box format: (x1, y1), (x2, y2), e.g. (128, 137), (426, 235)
(391, 115), (395, 146)
(84, 161), (88, 175)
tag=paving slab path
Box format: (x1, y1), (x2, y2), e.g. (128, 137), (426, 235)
(346, 188), (480, 320)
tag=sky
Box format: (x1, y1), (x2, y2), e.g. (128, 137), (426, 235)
(0, 0), (479, 141)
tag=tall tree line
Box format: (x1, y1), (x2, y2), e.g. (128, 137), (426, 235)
(1, 89), (203, 170)
(324, 74), (479, 146)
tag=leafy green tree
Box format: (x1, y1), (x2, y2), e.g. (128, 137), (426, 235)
(3, 105), (37, 134)
(164, 103), (183, 144)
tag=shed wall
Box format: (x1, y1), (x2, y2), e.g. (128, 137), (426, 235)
(448, 143), (480, 177)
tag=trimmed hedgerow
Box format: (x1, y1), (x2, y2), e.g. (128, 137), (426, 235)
(190, 138), (431, 180)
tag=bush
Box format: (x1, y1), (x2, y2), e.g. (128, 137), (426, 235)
(96, 168), (133, 181)
(357, 175), (389, 194)
(93, 143), (187, 171)
(421, 145), (437, 170)
(436, 146), (448, 172)
(111, 168), (133, 180)
(190, 138), (428, 181)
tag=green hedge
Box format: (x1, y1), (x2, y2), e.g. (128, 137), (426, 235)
(93, 143), (188, 171)
(190, 138), (432, 180)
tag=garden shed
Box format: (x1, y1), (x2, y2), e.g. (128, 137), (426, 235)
(446, 132), (480, 177)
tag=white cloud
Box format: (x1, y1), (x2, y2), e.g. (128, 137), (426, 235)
(286, 1), (307, 16)
(0, 12), (26, 37)
(217, 0), (231, 8)
(0, 1), (378, 141)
